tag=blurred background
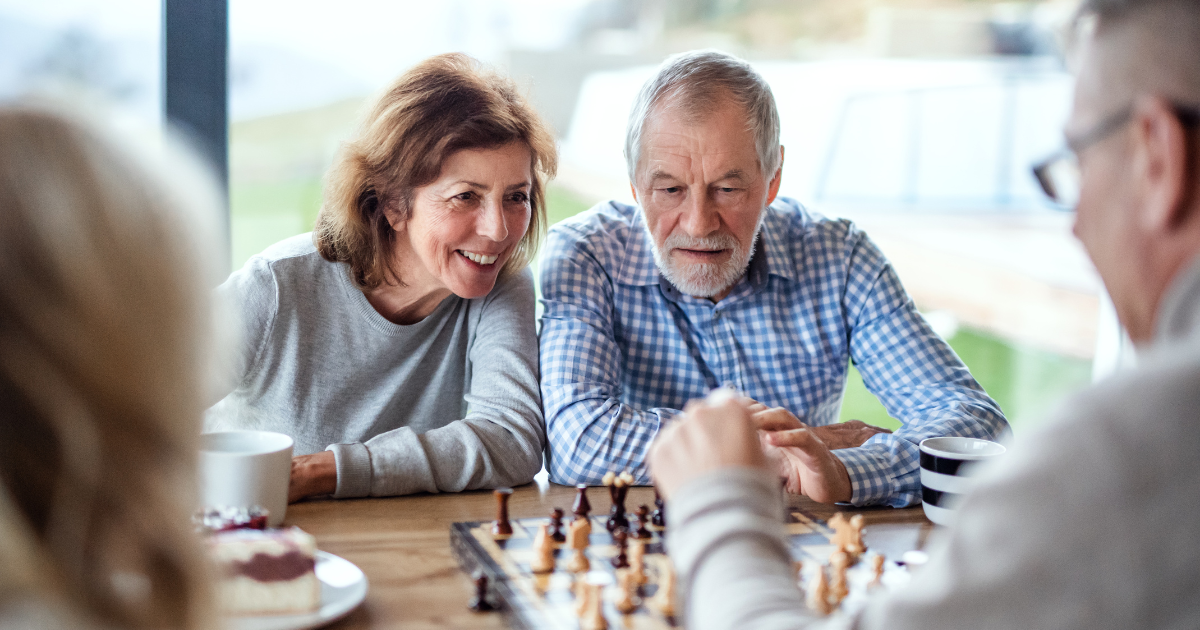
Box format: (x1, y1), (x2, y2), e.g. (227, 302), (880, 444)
(1, 0), (1115, 432)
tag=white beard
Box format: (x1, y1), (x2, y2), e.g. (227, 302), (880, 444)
(650, 224), (762, 298)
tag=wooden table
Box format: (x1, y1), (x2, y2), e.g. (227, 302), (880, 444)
(285, 481), (932, 630)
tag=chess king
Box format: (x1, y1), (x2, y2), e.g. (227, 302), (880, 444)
(539, 50), (1007, 506)
(649, 0), (1200, 628)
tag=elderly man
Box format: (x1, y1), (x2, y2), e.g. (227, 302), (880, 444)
(539, 50), (1007, 506)
(649, 0), (1200, 628)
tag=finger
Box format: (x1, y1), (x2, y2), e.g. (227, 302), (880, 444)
(766, 429), (830, 466)
(751, 408), (806, 432)
(844, 419), (893, 434)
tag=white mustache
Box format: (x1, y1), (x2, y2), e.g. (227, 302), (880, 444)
(662, 232), (738, 253)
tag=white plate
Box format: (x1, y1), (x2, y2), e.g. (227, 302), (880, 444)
(227, 551), (368, 630)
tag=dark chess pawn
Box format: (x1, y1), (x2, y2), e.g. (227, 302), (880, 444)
(611, 527), (630, 569)
(468, 572), (496, 612)
(652, 488), (666, 528)
(573, 483), (591, 521)
(631, 505), (653, 539)
(549, 508), (566, 543)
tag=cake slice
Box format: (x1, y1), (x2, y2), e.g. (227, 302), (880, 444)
(208, 527), (320, 615)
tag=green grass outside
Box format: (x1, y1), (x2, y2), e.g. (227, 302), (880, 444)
(231, 176), (1093, 433)
(841, 328), (1092, 433)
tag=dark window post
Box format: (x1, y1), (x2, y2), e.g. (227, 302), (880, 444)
(164, 0), (229, 275)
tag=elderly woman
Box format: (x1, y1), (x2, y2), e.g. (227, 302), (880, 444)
(207, 54), (555, 502)
(0, 107), (218, 629)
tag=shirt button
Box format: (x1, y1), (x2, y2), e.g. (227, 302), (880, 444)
(713, 311), (722, 320)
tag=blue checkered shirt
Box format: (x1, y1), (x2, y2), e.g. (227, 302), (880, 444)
(538, 198), (1008, 507)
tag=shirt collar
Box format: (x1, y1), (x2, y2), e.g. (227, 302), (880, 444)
(614, 202), (798, 288)
(614, 209), (666, 286)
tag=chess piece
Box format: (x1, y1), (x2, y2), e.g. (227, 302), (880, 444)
(807, 566), (832, 615)
(628, 540), (647, 585)
(829, 513), (866, 561)
(649, 556), (676, 617)
(583, 582), (608, 630)
(549, 508), (566, 543)
(530, 523), (556, 573)
(829, 551), (850, 605)
(611, 527), (630, 568)
(573, 483), (592, 521)
(631, 505), (652, 539)
(651, 488), (666, 528)
(566, 518), (591, 573)
(870, 553), (886, 588)
(604, 472), (631, 532)
(614, 569), (638, 614)
(574, 578), (590, 617)
(792, 560), (806, 599)
(468, 572), (495, 612)
(849, 514), (866, 556)
(491, 487), (513, 537)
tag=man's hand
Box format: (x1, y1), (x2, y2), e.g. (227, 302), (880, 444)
(288, 451), (337, 503)
(750, 405), (892, 450)
(763, 429), (853, 503)
(649, 397), (769, 501)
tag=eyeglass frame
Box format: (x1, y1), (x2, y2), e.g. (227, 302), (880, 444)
(1032, 102), (1200, 210)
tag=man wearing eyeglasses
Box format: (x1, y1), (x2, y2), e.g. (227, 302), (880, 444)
(648, 0), (1200, 628)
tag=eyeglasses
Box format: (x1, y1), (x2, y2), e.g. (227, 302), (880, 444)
(1032, 103), (1200, 210)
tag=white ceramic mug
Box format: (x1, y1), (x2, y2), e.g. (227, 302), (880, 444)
(918, 436), (1005, 527)
(199, 430), (294, 527)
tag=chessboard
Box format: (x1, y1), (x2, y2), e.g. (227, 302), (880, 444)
(450, 498), (931, 630)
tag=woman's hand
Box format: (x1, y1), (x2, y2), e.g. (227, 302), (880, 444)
(288, 451), (337, 503)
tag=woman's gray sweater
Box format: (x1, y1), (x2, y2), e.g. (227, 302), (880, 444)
(205, 234), (545, 497)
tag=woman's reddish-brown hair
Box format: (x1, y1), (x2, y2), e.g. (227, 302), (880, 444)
(315, 53), (557, 289)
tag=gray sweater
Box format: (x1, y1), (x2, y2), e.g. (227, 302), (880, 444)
(667, 256), (1200, 630)
(205, 234), (545, 498)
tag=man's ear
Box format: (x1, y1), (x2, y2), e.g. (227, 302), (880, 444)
(630, 182), (639, 204)
(765, 146), (785, 206)
(1134, 96), (1191, 233)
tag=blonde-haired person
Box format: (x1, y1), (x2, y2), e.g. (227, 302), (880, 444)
(0, 107), (219, 629)
(207, 53), (556, 501)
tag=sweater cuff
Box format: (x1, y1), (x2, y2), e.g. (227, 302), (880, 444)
(326, 442), (372, 498)
(667, 469), (788, 568)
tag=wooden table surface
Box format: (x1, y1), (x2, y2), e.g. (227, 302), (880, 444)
(285, 481), (932, 630)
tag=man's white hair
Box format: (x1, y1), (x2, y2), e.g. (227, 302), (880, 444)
(623, 50), (782, 185)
